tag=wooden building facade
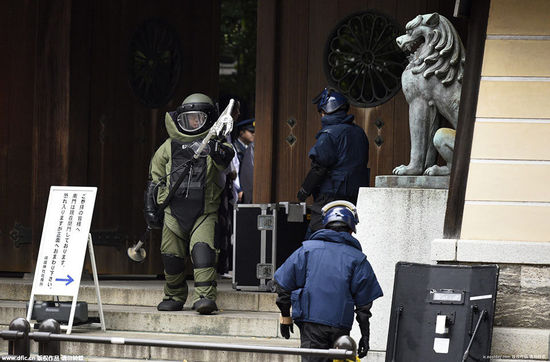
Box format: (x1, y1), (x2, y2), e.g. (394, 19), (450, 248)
(0, 0), (220, 274)
(1, 0), (468, 274)
(253, 0), (466, 203)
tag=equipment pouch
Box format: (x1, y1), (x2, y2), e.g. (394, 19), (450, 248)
(144, 180), (164, 229)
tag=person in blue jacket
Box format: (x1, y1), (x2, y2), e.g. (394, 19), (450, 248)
(297, 87), (370, 234)
(273, 201), (382, 361)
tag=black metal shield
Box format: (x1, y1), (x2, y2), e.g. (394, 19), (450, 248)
(386, 262), (499, 362)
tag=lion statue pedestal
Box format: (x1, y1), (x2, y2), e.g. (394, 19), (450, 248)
(375, 175), (449, 189)
(352, 186), (448, 356)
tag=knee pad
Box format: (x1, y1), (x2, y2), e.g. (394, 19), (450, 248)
(191, 242), (216, 269)
(161, 253), (186, 275)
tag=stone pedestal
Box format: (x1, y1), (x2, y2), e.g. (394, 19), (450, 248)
(350, 186), (448, 355)
(375, 175), (450, 189)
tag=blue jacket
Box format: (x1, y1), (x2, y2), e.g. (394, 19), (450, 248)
(308, 111), (369, 199)
(273, 229), (383, 330)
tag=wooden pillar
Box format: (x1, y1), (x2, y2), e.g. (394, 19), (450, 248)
(253, 0), (279, 203)
(444, 0), (491, 238)
(31, 0), (73, 261)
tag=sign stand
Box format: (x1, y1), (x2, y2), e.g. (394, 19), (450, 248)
(87, 234), (106, 332)
(26, 186), (105, 334)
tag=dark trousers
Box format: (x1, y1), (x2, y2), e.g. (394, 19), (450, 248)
(298, 322), (350, 362)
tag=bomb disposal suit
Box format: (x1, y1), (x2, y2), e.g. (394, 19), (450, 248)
(147, 93), (234, 315)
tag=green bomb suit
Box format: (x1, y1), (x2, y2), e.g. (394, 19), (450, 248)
(150, 112), (233, 308)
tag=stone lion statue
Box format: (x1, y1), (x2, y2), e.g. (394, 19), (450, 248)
(392, 13), (465, 176)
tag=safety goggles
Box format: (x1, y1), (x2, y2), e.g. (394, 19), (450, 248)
(177, 111), (207, 132)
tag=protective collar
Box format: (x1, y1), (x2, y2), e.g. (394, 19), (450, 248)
(308, 229), (362, 252)
(321, 111), (355, 127)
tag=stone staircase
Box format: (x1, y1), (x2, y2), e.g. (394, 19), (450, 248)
(0, 277), (300, 361)
(0, 277), (548, 361)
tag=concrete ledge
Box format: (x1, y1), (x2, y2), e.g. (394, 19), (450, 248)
(458, 239), (550, 264)
(375, 175), (449, 189)
(431, 238), (457, 261)
(431, 239), (550, 264)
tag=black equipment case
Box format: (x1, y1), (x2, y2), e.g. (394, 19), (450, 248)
(28, 301), (88, 324)
(232, 202), (309, 291)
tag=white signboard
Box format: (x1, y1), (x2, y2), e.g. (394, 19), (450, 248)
(31, 186), (97, 297)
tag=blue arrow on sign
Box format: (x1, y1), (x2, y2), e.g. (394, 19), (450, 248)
(55, 275), (74, 286)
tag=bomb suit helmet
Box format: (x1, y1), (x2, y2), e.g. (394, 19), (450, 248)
(321, 200), (359, 233)
(176, 93), (219, 135)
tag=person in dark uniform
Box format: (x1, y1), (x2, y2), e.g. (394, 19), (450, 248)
(232, 118), (255, 161)
(297, 87), (369, 234)
(239, 141), (254, 204)
(231, 118), (255, 203)
(273, 200), (382, 361)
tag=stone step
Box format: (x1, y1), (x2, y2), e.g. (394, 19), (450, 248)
(0, 300), (299, 340)
(0, 327), (301, 362)
(362, 327), (550, 361)
(491, 327), (549, 360)
(364, 354), (546, 362)
(1, 323), (547, 361)
(0, 277), (279, 313)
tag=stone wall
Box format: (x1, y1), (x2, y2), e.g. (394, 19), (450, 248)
(495, 264), (550, 328)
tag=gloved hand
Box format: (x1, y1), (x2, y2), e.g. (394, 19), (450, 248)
(356, 303), (372, 358)
(208, 139), (235, 166)
(144, 209), (163, 229)
(296, 187), (309, 202)
(279, 316), (294, 339)
(357, 336), (369, 358)
(143, 180), (163, 229)
(297, 162), (327, 202)
(208, 139), (220, 153)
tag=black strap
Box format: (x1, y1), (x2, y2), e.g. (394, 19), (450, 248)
(155, 158), (196, 217)
(194, 280), (217, 287)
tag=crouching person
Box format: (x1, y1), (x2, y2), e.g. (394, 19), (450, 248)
(273, 201), (383, 361)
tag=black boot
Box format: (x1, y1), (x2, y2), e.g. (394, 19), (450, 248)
(192, 296), (218, 315)
(157, 297), (184, 311)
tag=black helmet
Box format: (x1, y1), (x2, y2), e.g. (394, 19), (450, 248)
(312, 87), (349, 114)
(175, 93), (218, 135)
(321, 200), (359, 233)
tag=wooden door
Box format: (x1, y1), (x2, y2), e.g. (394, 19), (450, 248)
(0, 0), (38, 272)
(254, 0), (467, 203)
(0, 0), (220, 274)
(82, 0), (220, 274)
